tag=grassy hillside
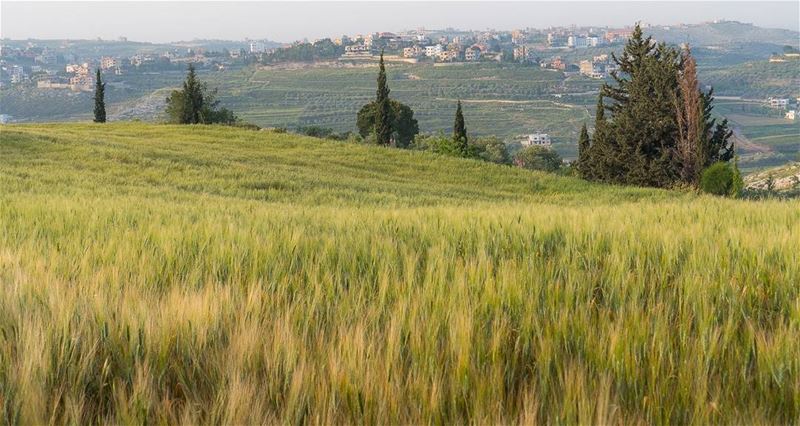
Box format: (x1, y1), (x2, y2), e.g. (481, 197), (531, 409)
(1, 123), (798, 424)
(3, 59), (796, 171)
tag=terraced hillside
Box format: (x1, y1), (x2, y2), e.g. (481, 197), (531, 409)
(0, 123), (798, 424)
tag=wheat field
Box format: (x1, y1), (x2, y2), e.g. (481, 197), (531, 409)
(1, 124), (798, 424)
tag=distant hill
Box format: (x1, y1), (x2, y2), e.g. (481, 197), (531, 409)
(648, 21), (799, 47)
(172, 39), (283, 52)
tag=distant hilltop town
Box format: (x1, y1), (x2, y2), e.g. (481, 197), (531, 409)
(0, 24), (655, 91)
(1, 20), (797, 113)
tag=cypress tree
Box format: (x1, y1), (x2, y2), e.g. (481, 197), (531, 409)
(374, 51), (392, 145)
(453, 100), (468, 154)
(93, 69), (106, 123)
(576, 123), (590, 177)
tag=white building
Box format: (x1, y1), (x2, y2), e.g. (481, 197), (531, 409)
(768, 97), (789, 108)
(425, 44), (443, 57)
(520, 133), (552, 147)
(249, 41), (267, 53)
(568, 36), (589, 49)
(786, 110), (797, 120)
(10, 66), (26, 84)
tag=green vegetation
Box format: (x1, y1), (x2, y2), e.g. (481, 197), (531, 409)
(2, 55), (793, 171)
(583, 26), (733, 189)
(711, 99), (800, 172)
(1, 123), (798, 423)
(452, 100), (468, 154)
(93, 69), (106, 123)
(261, 39), (344, 64)
(702, 61), (800, 99)
(165, 64), (238, 125)
(699, 161), (741, 196)
(514, 145), (564, 172)
(355, 53), (422, 148)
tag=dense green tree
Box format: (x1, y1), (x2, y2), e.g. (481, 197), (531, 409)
(585, 95), (620, 182)
(453, 100), (468, 155)
(576, 123), (590, 177)
(356, 100), (419, 148)
(514, 146), (563, 172)
(700, 162), (740, 196)
(262, 39), (344, 64)
(93, 69), (106, 123)
(472, 136), (511, 165)
(582, 24), (733, 188)
(181, 64), (204, 124)
(165, 64), (237, 125)
(374, 52), (393, 145)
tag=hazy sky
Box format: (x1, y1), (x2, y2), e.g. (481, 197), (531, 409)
(2, 1), (798, 43)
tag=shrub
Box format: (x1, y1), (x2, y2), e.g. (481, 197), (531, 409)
(700, 162), (740, 196)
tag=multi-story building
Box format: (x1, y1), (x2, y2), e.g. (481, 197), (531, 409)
(10, 65), (26, 84)
(547, 33), (568, 47)
(568, 35), (589, 48)
(249, 41), (267, 53)
(604, 29), (633, 43)
(425, 44), (443, 57)
(520, 133), (552, 147)
(513, 45), (533, 63)
(511, 29), (526, 45)
(464, 46), (481, 61)
(579, 60), (606, 78)
(437, 50), (459, 62)
(768, 97), (790, 108)
(403, 45), (425, 58)
(100, 56), (118, 70)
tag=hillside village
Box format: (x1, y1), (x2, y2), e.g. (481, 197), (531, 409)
(2, 20), (798, 109)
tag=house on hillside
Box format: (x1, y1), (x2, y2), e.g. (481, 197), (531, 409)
(768, 97), (789, 108)
(519, 133), (552, 147)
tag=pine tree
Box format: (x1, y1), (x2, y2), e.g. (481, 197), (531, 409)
(181, 64), (204, 124)
(93, 69), (106, 123)
(374, 51), (392, 145)
(576, 123), (590, 177)
(598, 24), (681, 187)
(453, 100), (468, 154)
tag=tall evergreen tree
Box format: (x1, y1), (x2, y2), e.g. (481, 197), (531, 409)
(576, 123), (590, 177)
(181, 64), (204, 124)
(699, 89), (734, 168)
(453, 100), (468, 154)
(374, 51), (393, 145)
(597, 24), (681, 187)
(93, 69), (106, 123)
